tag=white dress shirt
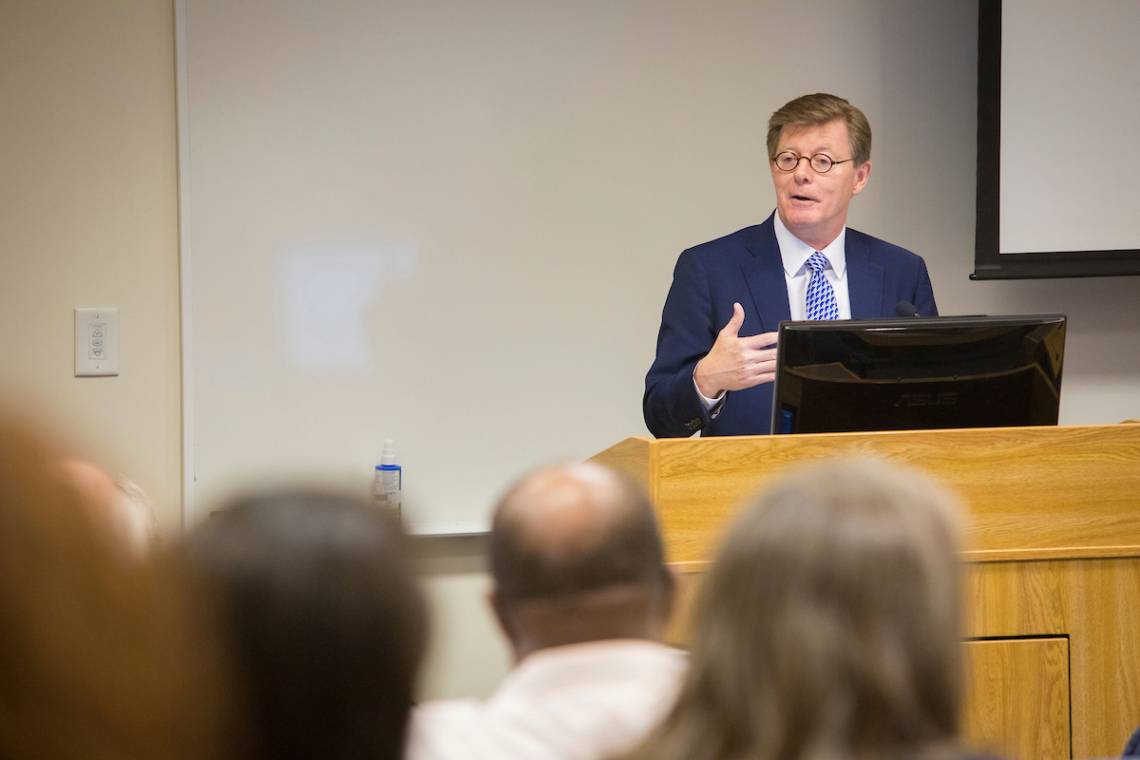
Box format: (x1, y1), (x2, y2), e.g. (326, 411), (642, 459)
(772, 211), (852, 320)
(406, 639), (686, 760)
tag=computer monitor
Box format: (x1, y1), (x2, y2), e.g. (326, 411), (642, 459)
(770, 314), (1066, 435)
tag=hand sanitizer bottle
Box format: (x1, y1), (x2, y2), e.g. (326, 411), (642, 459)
(374, 439), (402, 516)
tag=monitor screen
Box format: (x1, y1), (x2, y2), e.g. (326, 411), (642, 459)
(770, 314), (1066, 435)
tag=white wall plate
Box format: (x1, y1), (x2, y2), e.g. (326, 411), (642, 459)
(75, 307), (119, 377)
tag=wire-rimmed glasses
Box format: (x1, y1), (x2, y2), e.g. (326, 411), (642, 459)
(771, 150), (854, 174)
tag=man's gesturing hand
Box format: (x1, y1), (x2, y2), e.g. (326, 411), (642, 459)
(693, 303), (778, 399)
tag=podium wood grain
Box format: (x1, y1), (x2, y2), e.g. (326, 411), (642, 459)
(592, 423), (1140, 758)
(963, 637), (1070, 760)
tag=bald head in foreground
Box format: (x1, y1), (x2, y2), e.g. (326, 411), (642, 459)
(408, 462), (684, 760)
(60, 459), (155, 556)
(488, 463), (675, 659)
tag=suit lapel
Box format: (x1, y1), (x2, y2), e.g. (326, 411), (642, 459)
(743, 214), (791, 332)
(846, 231), (885, 319)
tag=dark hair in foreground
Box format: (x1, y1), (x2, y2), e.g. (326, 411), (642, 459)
(0, 406), (225, 760)
(620, 457), (965, 760)
(180, 490), (428, 760)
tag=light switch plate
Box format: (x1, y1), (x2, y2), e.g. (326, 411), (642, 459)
(75, 307), (119, 377)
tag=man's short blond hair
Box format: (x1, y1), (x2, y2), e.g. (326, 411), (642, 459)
(767, 93), (872, 166)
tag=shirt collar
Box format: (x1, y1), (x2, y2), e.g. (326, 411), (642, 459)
(773, 211), (848, 279)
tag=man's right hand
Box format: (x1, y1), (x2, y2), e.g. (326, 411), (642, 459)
(693, 303), (778, 399)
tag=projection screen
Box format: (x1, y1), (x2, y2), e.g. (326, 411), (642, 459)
(974, 0), (1140, 279)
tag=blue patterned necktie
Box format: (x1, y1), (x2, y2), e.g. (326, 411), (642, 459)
(805, 251), (839, 321)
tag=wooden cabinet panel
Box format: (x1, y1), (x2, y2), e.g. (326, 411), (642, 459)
(963, 638), (1070, 760)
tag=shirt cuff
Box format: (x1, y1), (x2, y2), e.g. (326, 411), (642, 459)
(693, 373), (725, 414)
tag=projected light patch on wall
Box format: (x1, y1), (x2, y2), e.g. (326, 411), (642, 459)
(278, 245), (416, 374)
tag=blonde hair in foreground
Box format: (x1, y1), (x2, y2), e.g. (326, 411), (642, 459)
(0, 406), (227, 760)
(621, 457), (966, 760)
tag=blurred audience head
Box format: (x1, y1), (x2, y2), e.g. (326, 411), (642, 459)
(489, 462), (673, 660)
(61, 458), (157, 555)
(0, 407), (225, 760)
(179, 489), (428, 760)
(626, 457), (966, 760)
(112, 474), (158, 549)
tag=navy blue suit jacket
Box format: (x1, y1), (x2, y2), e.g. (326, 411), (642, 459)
(1123, 726), (1140, 756)
(643, 213), (938, 438)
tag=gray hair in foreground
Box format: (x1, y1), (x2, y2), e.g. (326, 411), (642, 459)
(621, 456), (966, 760)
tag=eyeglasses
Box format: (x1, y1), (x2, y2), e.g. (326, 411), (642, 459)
(771, 150), (854, 174)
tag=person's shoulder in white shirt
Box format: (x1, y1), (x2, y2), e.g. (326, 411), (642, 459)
(773, 210), (852, 321)
(408, 640), (686, 760)
(406, 462), (682, 760)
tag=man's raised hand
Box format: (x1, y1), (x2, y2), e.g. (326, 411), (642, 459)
(693, 303), (778, 399)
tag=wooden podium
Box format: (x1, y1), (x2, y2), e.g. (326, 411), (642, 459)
(592, 423), (1140, 760)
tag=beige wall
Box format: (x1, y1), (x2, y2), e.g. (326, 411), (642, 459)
(0, 0), (183, 530)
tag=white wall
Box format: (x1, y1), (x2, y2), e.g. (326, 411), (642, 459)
(0, 0), (184, 530)
(416, 538), (512, 699)
(1000, 0), (1140, 253)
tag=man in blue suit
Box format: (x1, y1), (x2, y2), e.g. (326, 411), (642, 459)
(644, 93), (937, 438)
